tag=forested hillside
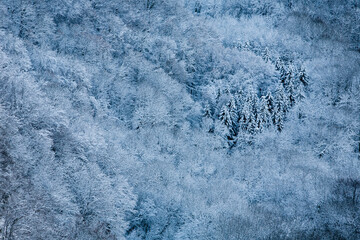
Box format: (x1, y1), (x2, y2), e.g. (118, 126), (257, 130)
(0, 0), (359, 239)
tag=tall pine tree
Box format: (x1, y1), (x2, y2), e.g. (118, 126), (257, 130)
(265, 91), (275, 116)
(219, 97), (238, 139)
(257, 95), (271, 131)
(298, 67), (309, 86)
(262, 47), (270, 63)
(274, 83), (288, 131)
(239, 90), (258, 134)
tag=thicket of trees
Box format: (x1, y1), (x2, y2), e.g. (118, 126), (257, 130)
(209, 57), (308, 144)
(0, 0), (359, 239)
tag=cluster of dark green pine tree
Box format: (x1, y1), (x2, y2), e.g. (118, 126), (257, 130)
(204, 56), (308, 145)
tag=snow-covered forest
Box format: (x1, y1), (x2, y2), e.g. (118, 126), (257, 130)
(0, 0), (359, 239)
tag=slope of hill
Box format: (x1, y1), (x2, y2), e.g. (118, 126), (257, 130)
(0, 1), (359, 239)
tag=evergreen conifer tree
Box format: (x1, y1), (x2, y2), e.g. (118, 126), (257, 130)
(274, 83), (288, 131)
(239, 90), (258, 134)
(265, 91), (275, 116)
(219, 97), (238, 138)
(275, 57), (283, 71)
(220, 104), (232, 136)
(203, 102), (212, 118)
(298, 67), (309, 86)
(262, 47), (270, 63)
(257, 95), (271, 130)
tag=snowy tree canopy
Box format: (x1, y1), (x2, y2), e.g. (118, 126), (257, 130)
(0, 0), (359, 239)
